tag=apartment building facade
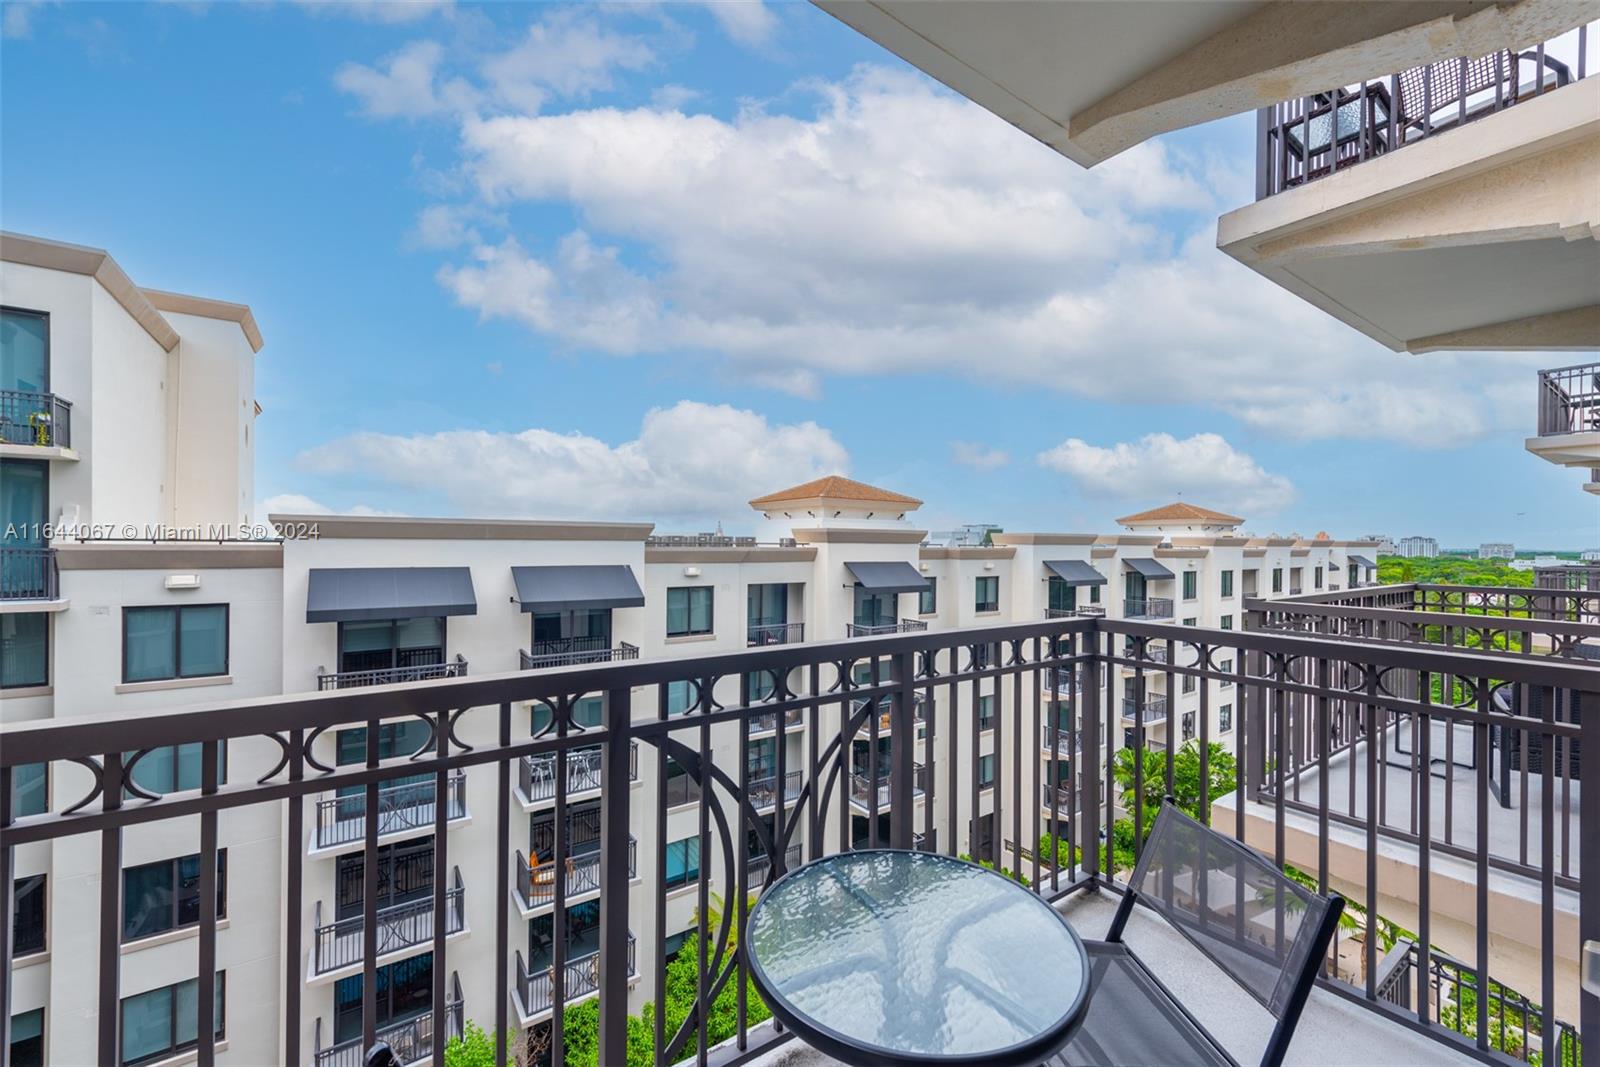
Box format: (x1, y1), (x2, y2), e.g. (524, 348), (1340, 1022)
(1398, 535), (1442, 558)
(1, 238), (1386, 1063)
(1480, 542), (1518, 559)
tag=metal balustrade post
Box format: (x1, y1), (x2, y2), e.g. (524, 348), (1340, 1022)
(598, 685), (633, 1065)
(889, 650), (914, 847)
(1582, 687), (1600, 1043)
(1080, 626), (1102, 883)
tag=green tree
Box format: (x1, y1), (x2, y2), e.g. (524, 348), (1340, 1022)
(1111, 739), (1237, 825)
(443, 1021), (515, 1067)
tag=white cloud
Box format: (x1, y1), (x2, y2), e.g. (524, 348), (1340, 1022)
(294, 400), (850, 522)
(480, 10), (655, 112)
(334, 40), (476, 119)
(1037, 432), (1295, 517)
(950, 441), (1009, 470)
(696, 0), (778, 48)
(298, 0), (452, 24)
(259, 493), (403, 517)
(410, 202), (504, 249)
(650, 83), (701, 111)
(3, 1), (46, 38)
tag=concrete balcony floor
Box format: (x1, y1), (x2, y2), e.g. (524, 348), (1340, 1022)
(745, 890), (1477, 1067)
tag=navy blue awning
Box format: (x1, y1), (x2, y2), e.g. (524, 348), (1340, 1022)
(845, 561), (929, 594)
(1124, 558), (1175, 580)
(306, 567), (477, 623)
(1349, 555), (1376, 569)
(1044, 559), (1106, 586)
(512, 565), (645, 613)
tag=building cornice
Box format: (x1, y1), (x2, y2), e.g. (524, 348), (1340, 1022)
(644, 547), (817, 564)
(1246, 538), (1297, 547)
(1097, 535), (1164, 547)
(1155, 547), (1208, 559)
(790, 528), (927, 545)
(1169, 536), (1249, 548)
(269, 514), (655, 542)
(2, 231), (179, 352)
(989, 533), (1098, 546)
(56, 542), (283, 570)
(918, 546), (1015, 560)
(143, 288), (264, 353)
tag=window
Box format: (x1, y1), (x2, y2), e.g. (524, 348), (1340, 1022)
(1219, 705), (1234, 733)
(1219, 659), (1234, 687)
(1181, 572), (1197, 600)
(126, 743), (227, 796)
(13, 874), (44, 957)
(665, 757), (699, 807)
(337, 720), (430, 765)
(1314, 566), (1324, 589)
(1220, 570), (1234, 598)
(918, 577), (937, 615)
(745, 669), (776, 702)
(334, 956), (428, 1045)
(338, 617), (444, 674)
(746, 738), (775, 779)
(666, 587), (713, 637)
(1181, 712), (1196, 742)
(974, 576), (998, 613)
(1089, 584), (1100, 604)
(665, 679), (696, 716)
(1220, 615), (1233, 631)
(120, 974), (224, 1067)
(664, 837), (701, 889)
(977, 754), (996, 788)
(122, 852), (227, 943)
(1181, 674), (1196, 695)
(122, 605), (228, 683)
(1182, 617), (1197, 627)
(11, 762), (45, 816)
(977, 694), (995, 730)
(1, 308), (49, 394)
(1, 612), (48, 689)
(10, 1007), (42, 1067)
(1271, 568), (1283, 593)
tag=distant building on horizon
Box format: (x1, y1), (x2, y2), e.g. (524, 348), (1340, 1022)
(1364, 533), (1398, 554)
(1398, 536), (1440, 558)
(1479, 542), (1515, 560)
(1582, 549), (1600, 562)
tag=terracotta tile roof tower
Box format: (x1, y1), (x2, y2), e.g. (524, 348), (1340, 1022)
(749, 476), (922, 511)
(1115, 502), (1246, 529)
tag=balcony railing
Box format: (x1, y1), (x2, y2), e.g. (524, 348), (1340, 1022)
(1121, 696), (1169, 726)
(747, 844), (804, 883)
(314, 773), (467, 850)
(4, 613), (1593, 1067)
(846, 618), (928, 637)
(0, 388), (71, 449)
(1041, 782), (1074, 810)
(748, 770), (803, 811)
(520, 639), (639, 670)
(1256, 30), (1590, 199)
(313, 974), (461, 1067)
(516, 935), (635, 1019)
(1041, 722), (1080, 756)
(1538, 361), (1600, 437)
(747, 621), (804, 646)
(317, 655), (467, 691)
(517, 739), (638, 805)
(748, 707), (803, 735)
(849, 763), (927, 809)
(311, 868), (465, 976)
(1046, 604), (1105, 619)
(1123, 596), (1173, 619)
(0, 545), (58, 601)
(515, 838), (635, 912)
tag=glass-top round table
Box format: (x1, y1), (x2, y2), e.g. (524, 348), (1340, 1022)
(746, 850), (1090, 1066)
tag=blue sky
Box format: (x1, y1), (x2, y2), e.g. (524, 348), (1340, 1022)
(2, 1), (1592, 548)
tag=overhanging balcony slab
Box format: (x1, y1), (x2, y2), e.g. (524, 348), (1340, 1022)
(1527, 429), (1600, 467)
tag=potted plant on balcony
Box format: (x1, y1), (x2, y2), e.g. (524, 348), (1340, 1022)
(27, 410), (50, 447)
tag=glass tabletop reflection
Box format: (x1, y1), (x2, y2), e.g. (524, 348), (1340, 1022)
(746, 850), (1089, 1065)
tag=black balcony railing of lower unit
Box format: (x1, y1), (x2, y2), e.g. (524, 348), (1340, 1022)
(312, 869), (466, 976)
(0, 545), (58, 601)
(1256, 29), (1590, 199)
(520, 639), (640, 670)
(517, 739), (639, 805)
(1, 607), (1595, 1066)
(845, 618), (928, 637)
(0, 388), (72, 449)
(1539, 361), (1600, 438)
(1123, 596), (1174, 619)
(317, 656), (468, 691)
(313, 975), (462, 1067)
(747, 621), (804, 646)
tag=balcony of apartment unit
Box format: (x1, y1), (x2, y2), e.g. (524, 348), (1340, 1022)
(9, 602), (1590, 1067)
(515, 934), (636, 1023)
(747, 843), (805, 886)
(514, 837), (636, 918)
(846, 618), (928, 638)
(1046, 604), (1105, 619)
(1040, 781), (1077, 812)
(317, 653), (467, 691)
(1122, 596), (1174, 620)
(849, 692), (928, 736)
(1042, 667), (1087, 700)
(749, 769), (803, 813)
(1040, 721), (1081, 759)
(848, 762), (927, 812)
(747, 620), (804, 646)
(1528, 361), (1600, 470)
(311, 774), (468, 854)
(1120, 641), (1169, 673)
(520, 635), (640, 670)
(1120, 695), (1169, 729)
(749, 706), (804, 738)
(1220, 30), (1600, 356)
(0, 388), (74, 458)
(0, 544), (60, 604)
(309, 868), (466, 981)
(515, 739), (638, 810)
(313, 975), (462, 1067)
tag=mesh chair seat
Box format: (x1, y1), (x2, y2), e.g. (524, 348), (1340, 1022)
(1049, 942), (1235, 1067)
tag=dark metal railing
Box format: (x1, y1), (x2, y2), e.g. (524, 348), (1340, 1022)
(846, 619), (928, 637)
(313, 974), (462, 1067)
(312, 868), (465, 976)
(1256, 30), (1589, 199)
(748, 770), (803, 811)
(313, 773), (467, 850)
(516, 935), (635, 1020)
(747, 844), (804, 884)
(1041, 722), (1081, 756)
(317, 656), (467, 691)
(1, 616), (1594, 1067)
(1539, 361), (1600, 437)
(517, 739), (638, 804)
(1120, 696), (1169, 725)
(0, 389), (71, 449)
(515, 838), (635, 912)
(521, 639), (639, 670)
(747, 621), (804, 646)
(1123, 597), (1174, 619)
(749, 707), (804, 735)
(0, 545), (58, 601)
(1047, 604), (1105, 619)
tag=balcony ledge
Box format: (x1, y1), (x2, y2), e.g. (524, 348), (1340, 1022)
(1526, 429), (1600, 468)
(0, 443), (77, 462)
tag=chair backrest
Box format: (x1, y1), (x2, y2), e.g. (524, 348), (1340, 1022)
(1112, 803), (1343, 1025)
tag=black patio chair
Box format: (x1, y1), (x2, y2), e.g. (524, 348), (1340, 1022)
(1050, 802), (1345, 1067)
